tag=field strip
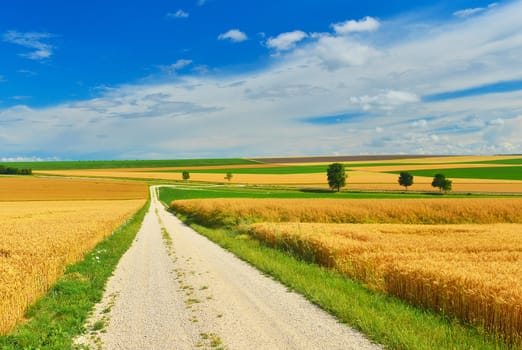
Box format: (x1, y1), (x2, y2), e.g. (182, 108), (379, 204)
(77, 186), (381, 349)
(355, 163), (520, 172)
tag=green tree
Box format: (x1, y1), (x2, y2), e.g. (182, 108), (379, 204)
(224, 172), (233, 182)
(327, 163), (347, 192)
(182, 171), (190, 181)
(398, 171), (414, 191)
(432, 173), (452, 192)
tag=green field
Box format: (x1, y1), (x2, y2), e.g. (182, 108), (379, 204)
(395, 166), (522, 181)
(4, 158), (258, 170)
(158, 185), (512, 204)
(465, 157), (522, 165)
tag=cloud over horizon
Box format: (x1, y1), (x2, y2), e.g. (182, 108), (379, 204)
(2, 1), (522, 160)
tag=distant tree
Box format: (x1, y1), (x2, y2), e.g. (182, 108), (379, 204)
(182, 171), (190, 181)
(224, 172), (233, 183)
(0, 165), (32, 175)
(432, 173), (452, 192)
(327, 163), (347, 192)
(398, 171), (414, 191)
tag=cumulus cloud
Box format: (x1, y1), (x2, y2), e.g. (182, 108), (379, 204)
(166, 10), (189, 18)
(332, 16), (380, 34)
(218, 29), (248, 42)
(2, 1), (522, 158)
(266, 30), (308, 51)
(308, 34), (380, 70)
(3, 30), (55, 60)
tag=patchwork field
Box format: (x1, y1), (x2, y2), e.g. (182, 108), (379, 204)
(33, 155), (522, 193)
(0, 177), (147, 334)
(169, 195), (522, 345)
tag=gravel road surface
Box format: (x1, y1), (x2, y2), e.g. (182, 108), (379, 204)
(76, 186), (381, 350)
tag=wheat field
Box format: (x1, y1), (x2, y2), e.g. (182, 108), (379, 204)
(0, 199), (145, 334)
(171, 198), (522, 226)
(0, 177), (147, 201)
(171, 197), (522, 344)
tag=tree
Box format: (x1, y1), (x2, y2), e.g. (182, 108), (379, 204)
(432, 173), (452, 192)
(182, 171), (190, 181)
(398, 171), (414, 191)
(224, 172), (233, 183)
(327, 163), (347, 192)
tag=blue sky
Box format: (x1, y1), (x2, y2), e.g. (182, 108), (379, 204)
(1, 0), (522, 160)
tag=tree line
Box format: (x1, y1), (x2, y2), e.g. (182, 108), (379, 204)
(327, 163), (452, 193)
(0, 165), (32, 175)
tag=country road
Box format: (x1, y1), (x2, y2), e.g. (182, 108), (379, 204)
(76, 186), (381, 349)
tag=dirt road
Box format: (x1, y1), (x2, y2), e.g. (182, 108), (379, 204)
(76, 186), (381, 349)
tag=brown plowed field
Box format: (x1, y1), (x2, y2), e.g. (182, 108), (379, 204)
(250, 155), (447, 164)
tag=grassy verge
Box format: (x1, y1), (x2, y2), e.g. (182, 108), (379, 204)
(0, 199), (150, 349)
(171, 214), (510, 350)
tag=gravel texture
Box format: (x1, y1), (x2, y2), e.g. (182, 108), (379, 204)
(76, 186), (381, 350)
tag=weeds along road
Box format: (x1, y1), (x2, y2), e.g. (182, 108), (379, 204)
(76, 186), (381, 350)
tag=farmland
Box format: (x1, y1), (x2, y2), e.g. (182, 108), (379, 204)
(166, 190), (522, 346)
(32, 155), (522, 193)
(0, 177), (147, 335)
(1, 154), (521, 348)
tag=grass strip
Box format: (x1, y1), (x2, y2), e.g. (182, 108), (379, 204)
(172, 216), (510, 350)
(0, 199), (150, 349)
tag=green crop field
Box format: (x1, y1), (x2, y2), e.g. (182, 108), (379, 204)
(394, 166), (522, 181)
(464, 157), (522, 165)
(4, 158), (258, 170)
(158, 185), (510, 204)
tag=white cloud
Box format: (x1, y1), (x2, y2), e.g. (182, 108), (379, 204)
(307, 34), (380, 70)
(171, 59), (193, 70)
(350, 90), (419, 111)
(266, 30), (308, 51)
(218, 29), (248, 43)
(197, 0), (207, 6)
(167, 10), (189, 18)
(0, 75), (6, 82)
(332, 16), (380, 34)
(3, 30), (55, 60)
(0, 156), (59, 162)
(2, 1), (522, 158)
(453, 8), (485, 18)
(453, 3), (497, 18)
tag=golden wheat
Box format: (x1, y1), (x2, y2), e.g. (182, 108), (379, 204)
(171, 198), (522, 225)
(170, 197), (522, 343)
(0, 199), (144, 334)
(248, 222), (522, 344)
(0, 177), (147, 201)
